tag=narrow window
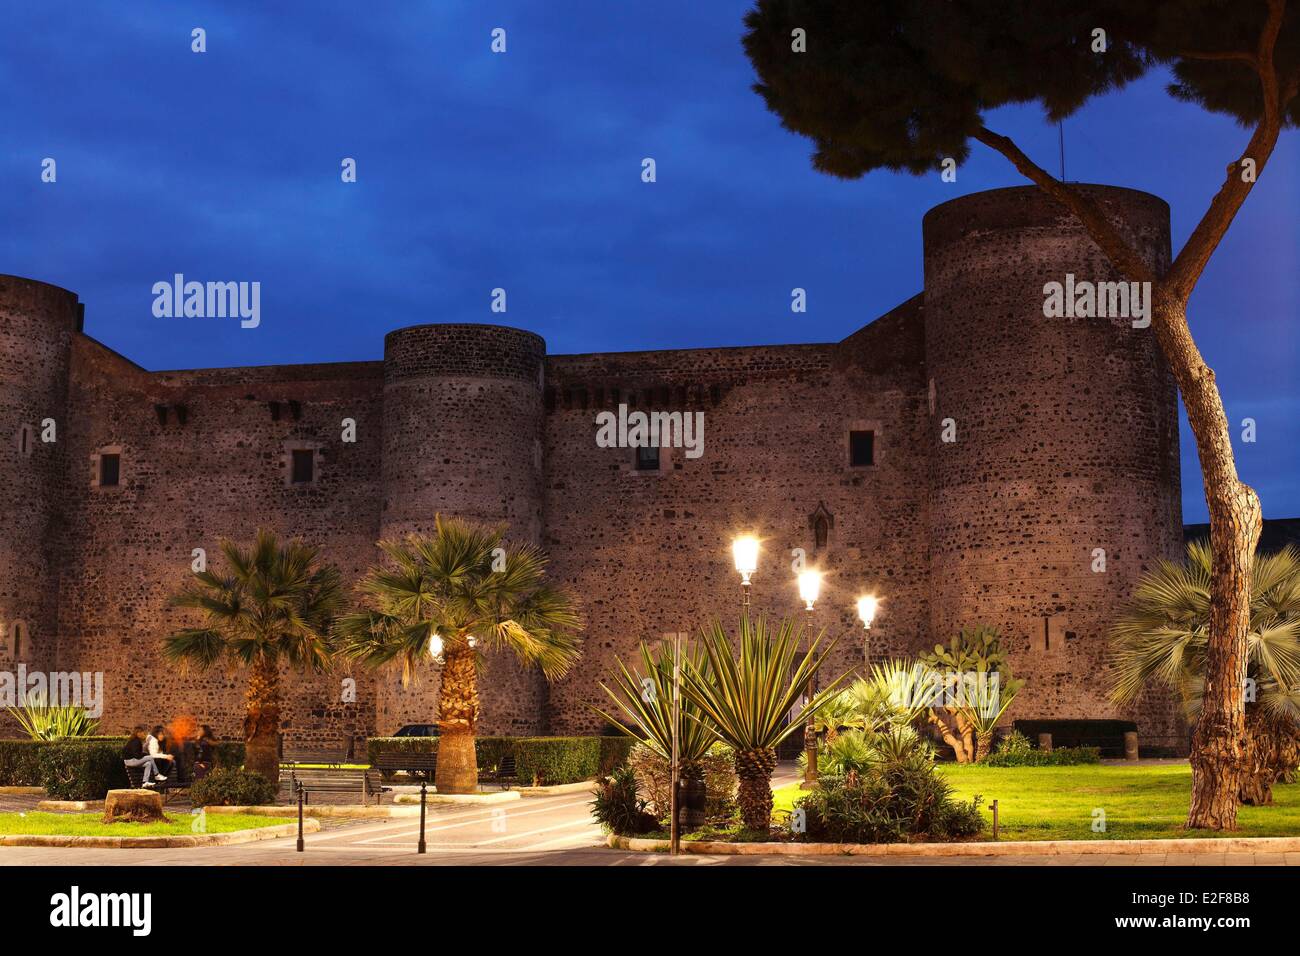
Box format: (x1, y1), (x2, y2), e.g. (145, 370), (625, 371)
(849, 430), (874, 467)
(291, 449), (315, 484)
(99, 453), (120, 487)
(10, 621), (25, 660)
(635, 446), (660, 471)
(17, 424), (33, 457)
(814, 515), (830, 550)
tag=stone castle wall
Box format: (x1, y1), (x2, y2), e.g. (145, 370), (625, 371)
(0, 184), (1187, 750)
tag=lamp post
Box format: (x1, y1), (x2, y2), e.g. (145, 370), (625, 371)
(857, 595), (879, 668)
(797, 569), (822, 789)
(732, 535), (759, 614)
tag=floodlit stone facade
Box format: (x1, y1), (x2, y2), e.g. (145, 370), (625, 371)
(0, 185), (1189, 754)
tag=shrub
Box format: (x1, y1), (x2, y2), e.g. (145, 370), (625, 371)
(365, 736), (603, 785)
(983, 731), (1102, 767)
(598, 735), (636, 775)
(213, 741), (246, 769)
(39, 740), (128, 800)
(591, 765), (658, 835)
(628, 741), (737, 824)
(794, 735), (986, 844)
(514, 736), (601, 786)
(190, 767), (277, 807)
(0, 740), (47, 787)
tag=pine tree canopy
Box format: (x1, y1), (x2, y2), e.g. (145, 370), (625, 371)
(743, 0), (1300, 177)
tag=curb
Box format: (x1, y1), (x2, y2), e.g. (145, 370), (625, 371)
(37, 800), (97, 812)
(0, 787), (46, 796)
(393, 790), (520, 806)
(516, 781), (597, 797)
(0, 819), (320, 849)
(607, 833), (1300, 857)
(205, 804), (421, 818)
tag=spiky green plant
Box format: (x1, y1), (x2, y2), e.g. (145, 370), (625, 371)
(334, 515), (582, 794)
(590, 640), (718, 786)
(920, 626), (1023, 762)
(7, 693), (100, 740)
(679, 615), (849, 832)
(1112, 542), (1300, 803)
(165, 529), (345, 787)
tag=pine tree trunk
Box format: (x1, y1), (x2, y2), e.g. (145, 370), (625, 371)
(243, 655), (281, 788)
(734, 747), (777, 832)
(435, 643), (480, 794)
(1150, 296), (1262, 831)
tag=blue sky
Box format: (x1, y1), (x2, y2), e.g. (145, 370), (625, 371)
(1, 1), (1295, 521)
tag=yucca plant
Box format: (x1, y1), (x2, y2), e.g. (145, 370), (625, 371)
(679, 615), (849, 832)
(1112, 541), (1300, 805)
(165, 530), (345, 786)
(590, 639), (718, 788)
(7, 693), (100, 740)
(335, 515), (582, 794)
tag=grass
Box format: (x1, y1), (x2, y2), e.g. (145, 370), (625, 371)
(773, 763), (1300, 841)
(0, 811), (290, 837)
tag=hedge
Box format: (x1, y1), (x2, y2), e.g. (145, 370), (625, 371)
(367, 735), (617, 785)
(0, 737), (247, 800)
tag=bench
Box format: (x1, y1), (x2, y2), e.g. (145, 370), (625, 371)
(123, 760), (190, 806)
(372, 752), (438, 783)
(480, 754), (517, 790)
(291, 768), (389, 805)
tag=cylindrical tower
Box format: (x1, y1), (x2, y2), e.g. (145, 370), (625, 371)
(923, 186), (1184, 750)
(378, 324), (547, 736)
(0, 276), (77, 681)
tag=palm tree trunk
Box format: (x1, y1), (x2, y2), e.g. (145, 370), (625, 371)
(1149, 295), (1262, 830)
(975, 730), (993, 763)
(435, 643), (480, 794)
(243, 655), (281, 787)
(734, 747), (777, 832)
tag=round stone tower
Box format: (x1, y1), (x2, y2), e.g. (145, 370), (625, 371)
(378, 324), (548, 736)
(922, 186), (1184, 749)
(0, 276), (78, 676)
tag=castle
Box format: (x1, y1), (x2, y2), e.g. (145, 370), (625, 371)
(0, 185), (1190, 753)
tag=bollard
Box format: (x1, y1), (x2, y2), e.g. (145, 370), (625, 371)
(1037, 733), (1052, 753)
(1124, 731), (1139, 761)
(988, 798), (999, 840)
(296, 782), (304, 852)
(418, 781), (428, 854)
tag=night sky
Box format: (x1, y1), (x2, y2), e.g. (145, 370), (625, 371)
(2, 2), (1296, 522)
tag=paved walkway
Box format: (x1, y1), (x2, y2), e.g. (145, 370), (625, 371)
(1, 767), (1295, 865)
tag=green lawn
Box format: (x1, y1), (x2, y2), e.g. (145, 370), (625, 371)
(773, 764), (1300, 841)
(0, 812), (289, 837)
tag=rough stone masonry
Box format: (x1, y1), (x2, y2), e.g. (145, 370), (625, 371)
(0, 185), (1188, 755)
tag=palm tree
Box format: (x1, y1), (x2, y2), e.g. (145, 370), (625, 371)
(1112, 542), (1300, 805)
(335, 515), (582, 794)
(679, 615), (849, 832)
(164, 530), (345, 787)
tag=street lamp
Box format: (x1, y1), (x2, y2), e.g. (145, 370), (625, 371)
(732, 535), (759, 612)
(797, 569), (822, 789)
(857, 595), (879, 666)
(428, 632), (444, 659)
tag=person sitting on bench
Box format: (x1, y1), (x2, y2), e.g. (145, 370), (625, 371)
(144, 725), (175, 785)
(192, 725), (217, 780)
(122, 725), (167, 787)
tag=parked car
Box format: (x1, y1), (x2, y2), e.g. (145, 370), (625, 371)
(392, 724), (438, 738)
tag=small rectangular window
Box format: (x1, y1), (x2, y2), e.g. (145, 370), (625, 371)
(635, 446), (660, 471)
(99, 453), (120, 487)
(291, 449), (315, 484)
(849, 430), (874, 467)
